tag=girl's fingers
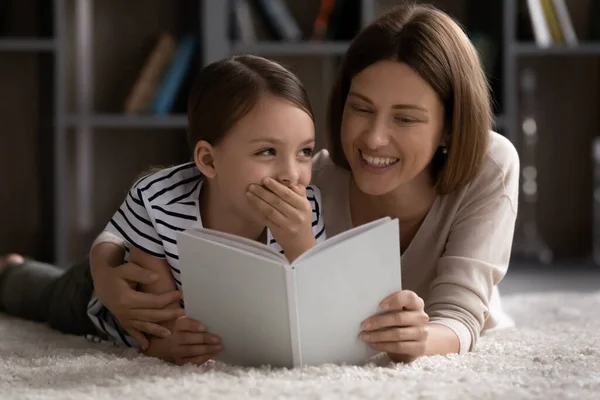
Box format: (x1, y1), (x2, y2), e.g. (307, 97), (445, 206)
(123, 327), (150, 350)
(246, 190), (289, 228)
(174, 344), (223, 360)
(176, 353), (218, 366)
(175, 331), (221, 346)
(261, 177), (307, 209)
(174, 316), (206, 333)
(129, 320), (171, 339)
(130, 307), (186, 323)
(247, 183), (297, 218)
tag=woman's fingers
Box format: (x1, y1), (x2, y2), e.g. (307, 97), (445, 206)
(126, 290), (183, 310)
(117, 262), (160, 285)
(361, 310), (429, 332)
(367, 340), (427, 356)
(379, 290), (425, 312)
(360, 326), (428, 343)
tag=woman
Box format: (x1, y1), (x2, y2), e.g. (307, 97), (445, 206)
(0, 4), (518, 363)
(251, 3), (518, 362)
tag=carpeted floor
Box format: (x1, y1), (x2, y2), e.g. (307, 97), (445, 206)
(1, 291), (598, 399)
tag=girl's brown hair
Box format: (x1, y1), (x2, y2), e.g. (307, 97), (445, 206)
(187, 54), (313, 151)
(328, 4), (491, 194)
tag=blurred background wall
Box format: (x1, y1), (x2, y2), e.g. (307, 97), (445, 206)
(1, 0), (599, 271)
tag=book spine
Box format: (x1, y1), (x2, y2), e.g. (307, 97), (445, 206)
(257, 0), (302, 41)
(285, 267), (302, 367)
(551, 0), (578, 45)
(540, 0), (564, 44)
(526, 0), (553, 47)
(151, 34), (196, 115)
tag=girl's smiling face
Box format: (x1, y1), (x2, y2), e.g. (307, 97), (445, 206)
(205, 93), (315, 225)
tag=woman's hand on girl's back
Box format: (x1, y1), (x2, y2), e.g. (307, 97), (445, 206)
(246, 177), (316, 261)
(93, 262), (185, 349)
(359, 290), (430, 363)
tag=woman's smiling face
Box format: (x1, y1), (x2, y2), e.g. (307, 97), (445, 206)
(340, 60), (446, 196)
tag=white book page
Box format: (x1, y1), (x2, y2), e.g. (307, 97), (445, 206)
(292, 217), (392, 265)
(293, 218), (402, 366)
(181, 227), (287, 264)
(177, 230), (294, 368)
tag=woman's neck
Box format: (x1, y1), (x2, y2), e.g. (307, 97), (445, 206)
(349, 171), (437, 228)
(199, 182), (265, 242)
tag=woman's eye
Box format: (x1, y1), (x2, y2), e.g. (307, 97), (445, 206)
(257, 148), (276, 156)
(395, 116), (416, 124)
(351, 104), (372, 114)
(299, 147), (314, 157)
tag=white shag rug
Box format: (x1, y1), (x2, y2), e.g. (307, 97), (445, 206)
(1, 291), (599, 400)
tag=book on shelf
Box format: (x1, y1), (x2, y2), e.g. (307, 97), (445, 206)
(526, 0), (577, 47)
(310, 0), (336, 41)
(124, 33), (196, 116)
(176, 216), (403, 368)
(123, 33), (177, 115)
(151, 34), (196, 116)
(254, 0), (302, 41)
(550, 0), (577, 45)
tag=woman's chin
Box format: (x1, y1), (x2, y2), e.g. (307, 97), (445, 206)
(350, 161), (403, 196)
(353, 175), (399, 196)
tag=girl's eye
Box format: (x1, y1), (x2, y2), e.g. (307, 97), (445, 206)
(299, 147), (314, 157)
(257, 148), (276, 156)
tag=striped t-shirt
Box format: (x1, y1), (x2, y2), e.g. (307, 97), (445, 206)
(86, 162), (327, 347)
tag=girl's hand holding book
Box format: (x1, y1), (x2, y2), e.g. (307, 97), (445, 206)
(168, 316), (223, 366)
(246, 177), (316, 261)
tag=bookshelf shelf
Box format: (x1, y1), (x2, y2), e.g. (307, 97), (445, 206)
(65, 114), (189, 129)
(0, 38), (55, 52)
(231, 41), (351, 56)
(512, 43), (600, 56)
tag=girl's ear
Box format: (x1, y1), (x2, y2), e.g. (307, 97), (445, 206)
(193, 140), (217, 179)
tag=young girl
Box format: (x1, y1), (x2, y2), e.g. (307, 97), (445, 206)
(0, 54), (326, 366)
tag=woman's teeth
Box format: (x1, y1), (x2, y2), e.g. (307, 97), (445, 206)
(360, 151), (399, 167)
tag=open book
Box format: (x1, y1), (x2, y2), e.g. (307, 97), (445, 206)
(176, 217), (402, 368)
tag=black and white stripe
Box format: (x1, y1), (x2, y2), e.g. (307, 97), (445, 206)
(87, 162), (327, 347)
